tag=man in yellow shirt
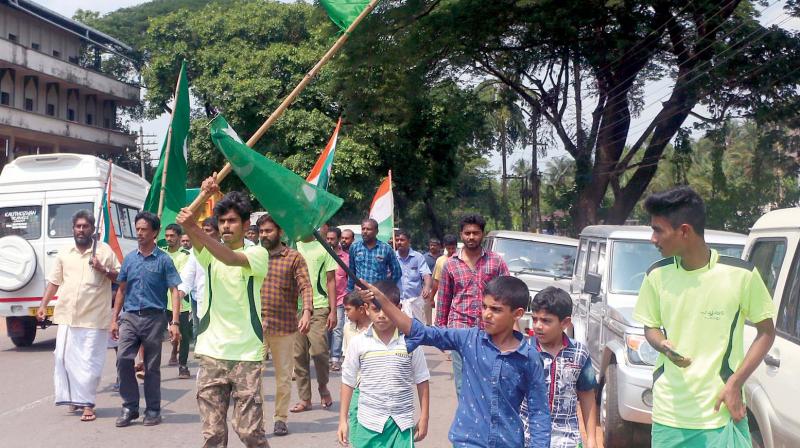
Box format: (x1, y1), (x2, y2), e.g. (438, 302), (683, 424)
(37, 210), (120, 422)
(178, 185), (269, 448)
(634, 187), (776, 447)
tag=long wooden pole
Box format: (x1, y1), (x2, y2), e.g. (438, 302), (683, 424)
(157, 67), (184, 218)
(187, 0), (380, 212)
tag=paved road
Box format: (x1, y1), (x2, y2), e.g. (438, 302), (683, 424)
(0, 321), (458, 448)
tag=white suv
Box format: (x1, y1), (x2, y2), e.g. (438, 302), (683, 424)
(742, 207), (800, 448)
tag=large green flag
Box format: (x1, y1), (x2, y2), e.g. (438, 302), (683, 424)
(144, 60), (190, 240)
(320, 0), (372, 31)
(209, 115), (344, 242)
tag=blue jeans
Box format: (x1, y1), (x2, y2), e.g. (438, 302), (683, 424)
(329, 305), (345, 360)
(451, 350), (463, 396)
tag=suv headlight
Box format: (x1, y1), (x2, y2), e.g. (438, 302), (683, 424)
(625, 334), (659, 366)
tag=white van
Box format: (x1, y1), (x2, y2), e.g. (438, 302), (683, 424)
(0, 154), (149, 347)
(742, 208), (800, 448)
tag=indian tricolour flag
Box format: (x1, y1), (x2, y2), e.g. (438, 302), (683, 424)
(369, 171), (394, 243)
(306, 117), (341, 191)
(99, 161), (123, 262)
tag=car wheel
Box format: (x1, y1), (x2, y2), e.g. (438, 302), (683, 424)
(8, 316), (37, 347)
(602, 364), (651, 447)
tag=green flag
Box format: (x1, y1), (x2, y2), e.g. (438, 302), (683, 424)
(209, 115), (344, 242)
(144, 60), (190, 240)
(320, 0), (372, 31)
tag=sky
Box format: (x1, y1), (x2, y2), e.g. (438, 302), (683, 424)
(35, 0), (800, 177)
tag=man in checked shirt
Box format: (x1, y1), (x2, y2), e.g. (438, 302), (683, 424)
(256, 214), (313, 437)
(436, 213), (509, 396)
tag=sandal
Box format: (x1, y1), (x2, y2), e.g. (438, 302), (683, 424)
(80, 408), (96, 422)
(289, 401), (312, 413)
(330, 361), (341, 372)
(320, 390), (333, 409)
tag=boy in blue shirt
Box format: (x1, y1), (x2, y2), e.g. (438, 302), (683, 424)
(358, 275), (550, 448)
(523, 287), (597, 448)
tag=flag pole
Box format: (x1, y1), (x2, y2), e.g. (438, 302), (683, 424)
(91, 161), (113, 265)
(312, 229), (379, 310)
(157, 65), (184, 218)
(187, 0), (380, 213)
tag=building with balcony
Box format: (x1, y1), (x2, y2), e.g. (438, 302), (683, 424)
(0, 0), (140, 172)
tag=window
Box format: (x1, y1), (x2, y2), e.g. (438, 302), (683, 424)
(109, 202), (122, 237)
(126, 208), (139, 235)
(52, 50), (60, 58)
(86, 113), (93, 125)
(0, 92), (9, 106)
(493, 238), (576, 278)
(8, 34), (17, 42)
(31, 42), (40, 50)
(68, 56), (78, 64)
(711, 244), (745, 258)
(574, 240), (589, 279)
(24, 98), (33, 111)
(598, 243), (607, 275)
(117, 205), (132, 238)
(67, 109), (75, 121)
(103, 118), (111, 129)
(777, 248), (800, 340)
(46, 104), (55, 116)
(749, 239), (787, 297)
(609, 241), (663, 294)
(588, 242), (600, 274)
(0, 206), (42, 240)
(48, 203), (93, 238)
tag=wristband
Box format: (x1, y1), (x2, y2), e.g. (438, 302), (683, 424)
(169, 321), (180, 326)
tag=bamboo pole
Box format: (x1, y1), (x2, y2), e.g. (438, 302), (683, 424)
(187, 0), (380, 212)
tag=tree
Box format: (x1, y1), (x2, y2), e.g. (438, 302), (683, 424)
(354, 0), (800, 233)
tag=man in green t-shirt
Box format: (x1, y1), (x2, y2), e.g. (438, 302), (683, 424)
(290, 232), (337, 413)
(177, 186), (269, 448)
(164, 223), (192, 378)
(633, 186), (776, 448)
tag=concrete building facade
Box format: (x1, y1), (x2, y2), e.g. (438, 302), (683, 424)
(0, 0), (139, 171)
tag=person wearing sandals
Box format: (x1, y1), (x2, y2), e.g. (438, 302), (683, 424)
(177, 186), (270, 448)
(257, 213), (313, 436)
(292, 227), (338, 413)
(37, 210), (120, 423)
(326, 226), (352, 372)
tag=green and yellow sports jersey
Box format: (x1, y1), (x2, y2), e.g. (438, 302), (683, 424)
(633, 249), (775, 429)
(194, 244), (269, 362)
(296, 240), (337, 309)
(166, 248), (191, 312)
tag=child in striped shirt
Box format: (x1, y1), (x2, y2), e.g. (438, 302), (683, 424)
(338, 280), (430, 447)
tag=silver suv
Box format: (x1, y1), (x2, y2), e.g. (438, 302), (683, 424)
(483, 230), (578, 333)
(570, 225), (745, 447)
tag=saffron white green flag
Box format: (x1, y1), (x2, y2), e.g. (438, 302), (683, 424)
(369, 171), (394, 243)
(306, 117), (341, 191)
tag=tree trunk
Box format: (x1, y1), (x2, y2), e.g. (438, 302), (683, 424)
(500, 126), (511, 229)
(529, 115), (541, 232)
(423, 194), (444, 240)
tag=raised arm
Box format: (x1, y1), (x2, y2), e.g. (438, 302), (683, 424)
(177, 207), (250, 268)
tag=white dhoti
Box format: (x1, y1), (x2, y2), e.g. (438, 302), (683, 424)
(53, 325), (107, 408)
(401, 296), (426, 322)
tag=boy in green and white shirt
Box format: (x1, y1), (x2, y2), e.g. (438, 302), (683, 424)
(633, 186), (776, 448)
(178, 188), (269, 448)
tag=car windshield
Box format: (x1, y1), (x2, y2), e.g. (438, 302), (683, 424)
(609, 241), (745, 294)
(493, 237), (575, 278)
(610, 241), (662, 294)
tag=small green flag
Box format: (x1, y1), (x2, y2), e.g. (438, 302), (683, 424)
(320, 0), (372, 31)
(144, 60), (190, 240)
(209, 115), (344, 242)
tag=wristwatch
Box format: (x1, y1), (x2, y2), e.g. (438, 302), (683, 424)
(169, 321), (180, 326)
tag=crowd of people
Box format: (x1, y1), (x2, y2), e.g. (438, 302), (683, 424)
(36, 181), (776, 448)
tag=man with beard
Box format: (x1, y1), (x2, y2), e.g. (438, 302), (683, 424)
(437, 214), (508, 395)
(111, 211), (182, 427)
(37, 210), (121, 422)
(257, 214), (312, 436)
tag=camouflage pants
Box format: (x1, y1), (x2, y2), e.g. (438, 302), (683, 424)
(196, 355), (269, 448)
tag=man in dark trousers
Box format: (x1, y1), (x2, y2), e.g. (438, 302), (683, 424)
(111, 211), (182, 427)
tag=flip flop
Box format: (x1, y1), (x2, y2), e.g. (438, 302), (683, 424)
(289, 401), (312, 413)
(80, 408), (96, 422)
(320, 390), (333, 409)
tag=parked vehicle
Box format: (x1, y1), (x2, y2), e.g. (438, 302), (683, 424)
(741, 207), (800, 448)
(0, 154), (148, 347)
(570, 225), (745, 447)
(483, 230), (578, 333)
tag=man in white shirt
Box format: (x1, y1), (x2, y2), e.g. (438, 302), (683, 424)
(179, 217), (219, 338)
